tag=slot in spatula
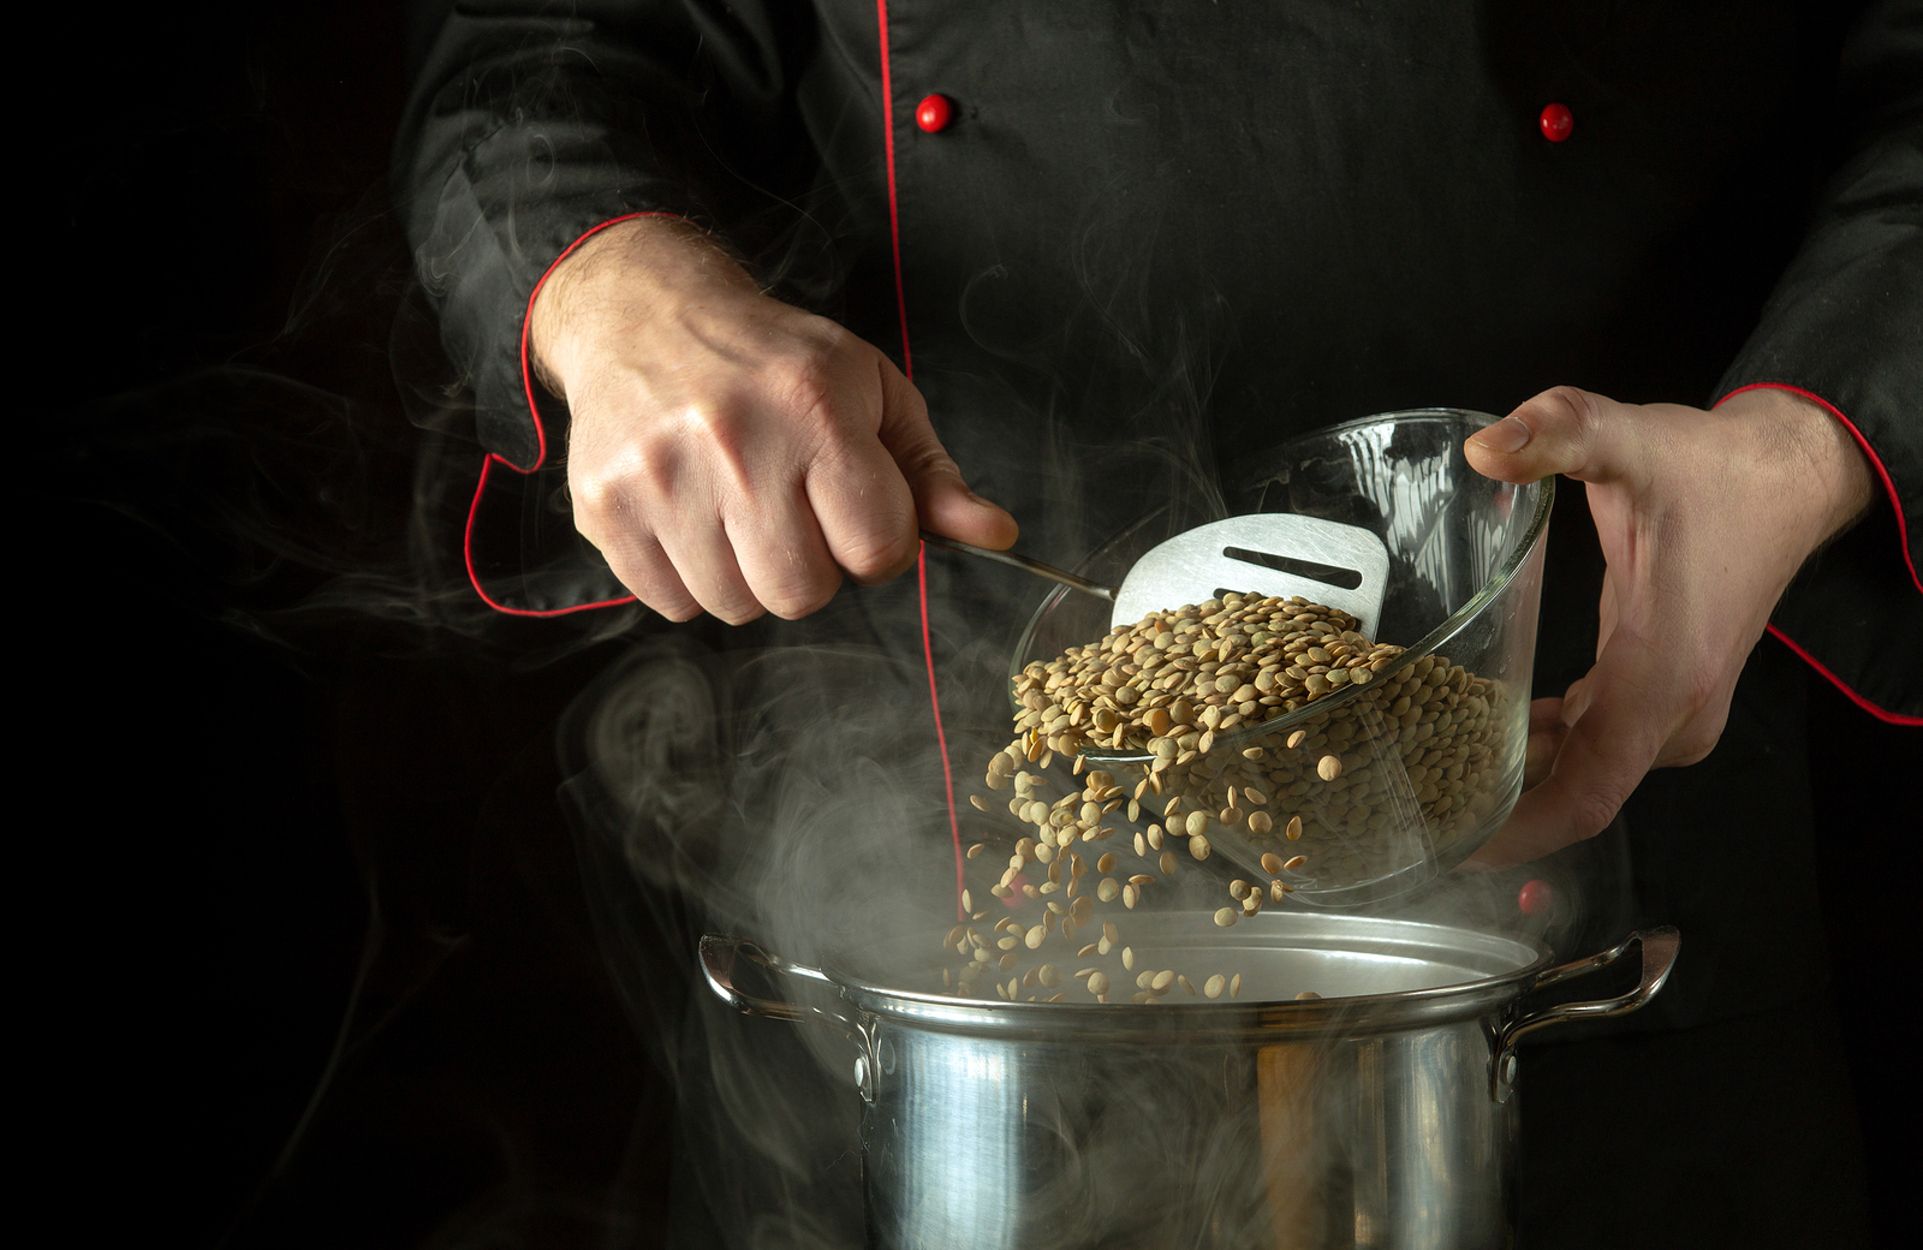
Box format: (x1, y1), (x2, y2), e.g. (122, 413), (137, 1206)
(924, 513), (1389, 638)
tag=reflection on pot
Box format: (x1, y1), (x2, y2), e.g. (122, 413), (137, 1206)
(702, 914), (1678, 1250)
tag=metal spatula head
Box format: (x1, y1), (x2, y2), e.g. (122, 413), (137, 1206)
(1109, 514), (1389, 636)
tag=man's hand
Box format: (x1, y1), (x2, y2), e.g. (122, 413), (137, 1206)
(1464, 385), (1875, 867)
(530, 216), (1018, 624)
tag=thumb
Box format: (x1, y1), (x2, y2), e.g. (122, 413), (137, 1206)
(875, 359), (1020, 550)
(1463, 386), (1647, 488)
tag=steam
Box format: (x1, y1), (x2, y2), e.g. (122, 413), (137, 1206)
(544, 306), (1266, 1245)
(143, 192), (1616, 1245)
(151, 103), (1618, 1246)
(558, 625), (954, 1247)
(547, 375), (1599, 1249)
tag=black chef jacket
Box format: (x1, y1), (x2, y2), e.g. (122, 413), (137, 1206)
(394, 3), (1921, 1246)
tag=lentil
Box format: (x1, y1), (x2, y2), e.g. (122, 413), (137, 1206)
(940, 592), (1507, 1006)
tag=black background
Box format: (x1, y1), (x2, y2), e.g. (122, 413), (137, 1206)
(58, 4), (669, 1245)
(54, 4), (1911, 1246)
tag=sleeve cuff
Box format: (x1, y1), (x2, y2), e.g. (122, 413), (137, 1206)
(464, 210), (690, 616)
(1714, 382), (1923, 723)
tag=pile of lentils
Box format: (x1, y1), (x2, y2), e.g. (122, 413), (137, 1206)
(941, 592), (1508, 1004)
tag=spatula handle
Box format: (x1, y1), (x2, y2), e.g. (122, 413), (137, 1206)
(919, 531), (1115, 602)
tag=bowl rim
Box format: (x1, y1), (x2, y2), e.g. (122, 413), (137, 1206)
(1005, 407), (1555, 767)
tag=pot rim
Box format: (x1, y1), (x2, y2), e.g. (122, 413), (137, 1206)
(702, 925), (1678, 1058)
(816, 912), (1556, 1040)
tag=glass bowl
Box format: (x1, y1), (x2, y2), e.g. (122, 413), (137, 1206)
(1007, 410), (1553, 906)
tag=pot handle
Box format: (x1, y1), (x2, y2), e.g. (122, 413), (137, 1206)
(699, 934), (863, 1039)
(1490, 926), (1680, 1102)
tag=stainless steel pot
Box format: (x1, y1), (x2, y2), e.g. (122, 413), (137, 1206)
(700, 913), (1677, 1250)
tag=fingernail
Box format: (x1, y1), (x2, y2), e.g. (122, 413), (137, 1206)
(1472, 418), (1531, 453)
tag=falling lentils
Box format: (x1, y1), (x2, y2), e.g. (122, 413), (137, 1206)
(945, 592), (1506, 1003)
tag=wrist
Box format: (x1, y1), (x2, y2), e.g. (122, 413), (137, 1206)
(1717, 386), (1877, 554)
(528, 216), (754, 396)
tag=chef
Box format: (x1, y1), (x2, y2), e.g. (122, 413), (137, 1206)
(395, 1), (1919, 1244)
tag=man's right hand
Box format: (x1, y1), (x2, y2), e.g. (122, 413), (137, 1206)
(529, 216), (1018, 624)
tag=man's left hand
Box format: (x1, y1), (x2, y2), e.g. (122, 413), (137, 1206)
(1462, 385), (1874, 868)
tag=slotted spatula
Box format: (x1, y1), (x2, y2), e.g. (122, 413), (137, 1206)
(926, 514), (1401, 903)
(922, 513), (1389, 637)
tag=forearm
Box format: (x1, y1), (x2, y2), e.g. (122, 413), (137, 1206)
(529, 216), (758, 398)
(1714, 387), (1877, 561)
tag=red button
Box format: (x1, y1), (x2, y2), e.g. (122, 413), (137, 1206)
(916, 93), (954, 133)
(1538, 102), (1574, 143)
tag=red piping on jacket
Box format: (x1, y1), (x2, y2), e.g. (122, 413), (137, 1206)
(1715, 382), (1921, 725)
(1766, 625), (1922, 726)
(876, 0), (967, 919)
(876, 3), (914, 380)
(464, 457), (637, 617)
(463, 209), (688, 617)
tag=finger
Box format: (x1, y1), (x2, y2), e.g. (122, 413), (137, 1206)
(728, 486), (844, 620)
(1522, 727), (1563, 791)
(1522, 697), (1565, 790)
(1596, 569), (1620, 663)
(656, 520), (766, 625)
(1473, 639), (1682, 868)
(1462, 386), (1650, 489)
(875, 357), (1020, 551)
(1528, 696), (1566, 735)
(1457, 696), (1563, 871)
(1559, 677), (1592, 727)
(805, 422), (922, 585)
(601, 535), (703, 621)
